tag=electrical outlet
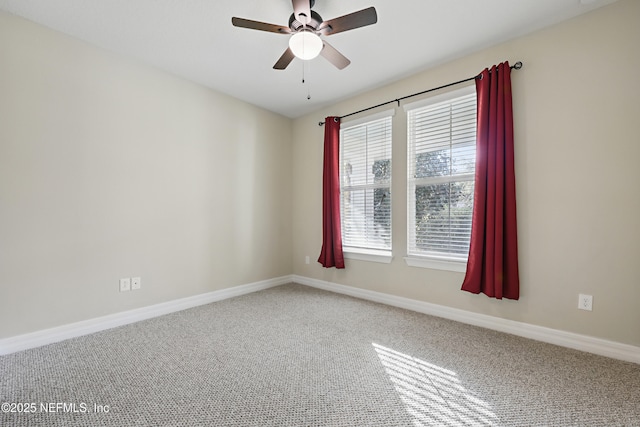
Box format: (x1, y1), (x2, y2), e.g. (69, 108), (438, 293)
(119, 278), (131, 292)
(131, 277), (141, 290)
(305, 256), (310, 264)
(578, 294), (593, 311)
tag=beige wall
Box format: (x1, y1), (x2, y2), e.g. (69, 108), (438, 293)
(292, 0), (640, 347)
(0, 11), (292, 338)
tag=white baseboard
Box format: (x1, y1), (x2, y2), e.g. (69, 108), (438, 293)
(292, 275), (640, 365)
(4, 274), (638, 365)
(0, 275), (293, 355)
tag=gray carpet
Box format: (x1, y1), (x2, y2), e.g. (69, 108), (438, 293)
(1, 283), (639, 426)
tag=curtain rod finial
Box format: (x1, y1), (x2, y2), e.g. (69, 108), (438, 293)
(319, 121), (325, 126)
(513, 61), (523, 69)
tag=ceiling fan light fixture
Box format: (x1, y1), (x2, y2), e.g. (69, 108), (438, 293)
(289, 31), (323, 60)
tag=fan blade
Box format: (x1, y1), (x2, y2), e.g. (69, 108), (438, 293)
(232, 17), (291, 34)
(274, 48), (296, 70)
(292, 0), (312, 25)
(319, 7), (377, 36)
(320, 41), (350, 70)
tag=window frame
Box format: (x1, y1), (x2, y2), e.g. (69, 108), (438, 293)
(403, 85), (477, 272)
(339, 109), (394, 263)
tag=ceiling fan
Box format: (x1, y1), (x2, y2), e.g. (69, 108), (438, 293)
(232, 0), (377, 70)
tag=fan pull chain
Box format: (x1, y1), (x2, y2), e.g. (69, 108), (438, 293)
(302, 59), (311, 100)
(306, 60), (311, 100)
(299, 23), (311, 100)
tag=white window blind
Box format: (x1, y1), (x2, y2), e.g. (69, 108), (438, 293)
(407, 88), (476, 260)
(340, 115), (392, 252)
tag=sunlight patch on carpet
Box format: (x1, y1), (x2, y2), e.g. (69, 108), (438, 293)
(373, 343), (498, 426)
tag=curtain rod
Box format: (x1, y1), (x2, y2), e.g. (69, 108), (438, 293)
(318, 61), (522, 126)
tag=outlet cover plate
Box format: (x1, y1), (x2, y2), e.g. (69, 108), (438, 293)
(578, 294), (593, 311)
(131, 277), (141, 290)
(119, 278), (131, 292)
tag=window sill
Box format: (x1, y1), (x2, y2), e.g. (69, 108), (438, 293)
(404, 256), (467, 272)
(344, 248), (393, 264)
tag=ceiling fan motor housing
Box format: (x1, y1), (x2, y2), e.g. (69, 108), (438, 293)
(289, 10), (323, 32)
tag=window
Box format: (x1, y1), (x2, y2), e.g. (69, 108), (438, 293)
(406, 87), (476, 269)
(340, 111), (393, 259)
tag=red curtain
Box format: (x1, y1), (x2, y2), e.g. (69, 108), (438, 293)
(461, 62), (519, 300)
(318, 117), (345, 268)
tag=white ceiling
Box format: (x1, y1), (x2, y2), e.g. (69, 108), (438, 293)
(0, 0), (617, 118)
